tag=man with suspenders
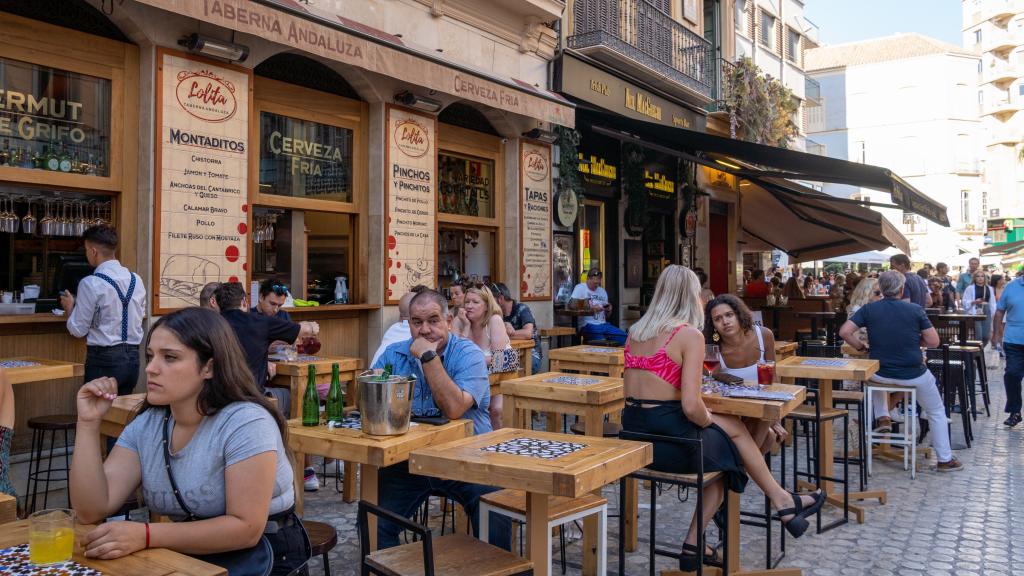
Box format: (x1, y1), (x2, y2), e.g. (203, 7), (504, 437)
(61, 225), (146, 397)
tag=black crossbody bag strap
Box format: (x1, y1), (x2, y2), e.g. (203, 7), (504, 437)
(162, 410), (199, 521)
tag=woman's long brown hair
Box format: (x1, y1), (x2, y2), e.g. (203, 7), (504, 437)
(134, 307), (287, 438)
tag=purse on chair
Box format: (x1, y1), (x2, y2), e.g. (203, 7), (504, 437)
(161, 410), (286, 576)
(489, 345), (521, 374)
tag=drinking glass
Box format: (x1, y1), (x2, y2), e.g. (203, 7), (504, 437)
(703, 344), (720, 375)
(766, 294), (776, 306)
(283, 345), (298, 362)
(756, 360), (776, 386)
(29, 508), (74, 565)
(779, 295), (789, 306)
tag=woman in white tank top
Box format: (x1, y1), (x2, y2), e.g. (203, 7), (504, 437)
(705, 294), (783, 450)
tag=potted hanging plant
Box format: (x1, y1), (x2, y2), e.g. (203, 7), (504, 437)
(622, 142), (646, 236)
(554, 126), (583, 226)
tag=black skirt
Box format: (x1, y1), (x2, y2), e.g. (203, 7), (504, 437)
(621, 399), (748, 493)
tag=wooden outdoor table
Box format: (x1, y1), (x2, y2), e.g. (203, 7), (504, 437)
(841, 343), (868, 357)
(500, 372), (624, 574)
(409, 428), (651, 576)
(287, 417), (472, 551)
(702, 386), (807, 576)
(775, 356), (883, 523)
(271, 355), (362, 501)
(931, 312), (986, 346)
(548, 345), (624, 378)
(774, 341), (797, 360)
(1, 357), (83, 385)
(0, 520), (225, 575)
(540, 326), (576, 350)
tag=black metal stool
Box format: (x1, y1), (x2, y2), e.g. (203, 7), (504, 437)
(25, 414), (76, 513)
(785, 396), (850, 534)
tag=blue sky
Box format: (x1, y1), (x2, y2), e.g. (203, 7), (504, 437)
(804, 0), (963, 47)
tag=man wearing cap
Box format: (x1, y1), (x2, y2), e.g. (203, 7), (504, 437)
(570, 267), (627, 346)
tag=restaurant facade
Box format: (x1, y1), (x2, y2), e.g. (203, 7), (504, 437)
(0, 0), (573, 450)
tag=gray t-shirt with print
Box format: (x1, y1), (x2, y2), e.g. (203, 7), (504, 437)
(116, 402), (294, 520)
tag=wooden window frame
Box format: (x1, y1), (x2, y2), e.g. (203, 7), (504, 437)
(0, 13), (139, 267)
(437, 123), (504, 284)
(250, 76), (368, 305)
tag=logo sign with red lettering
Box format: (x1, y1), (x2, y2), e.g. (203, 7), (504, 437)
(154, 50), (251, 313)
(394, 119), (430, 158)
(175, 69), (238, 123)
(385, 105), (437, 303)
(520, 141), (552, 301)
(524, 151), (548, 182)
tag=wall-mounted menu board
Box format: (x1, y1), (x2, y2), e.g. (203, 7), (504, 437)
(384, 104), (437, 304)
(154, 49), (252, 312)
(520, 140), (552, 301)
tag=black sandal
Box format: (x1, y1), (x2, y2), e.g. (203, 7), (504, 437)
(772, 490), (826, 538)
(679, 542), (723, 571)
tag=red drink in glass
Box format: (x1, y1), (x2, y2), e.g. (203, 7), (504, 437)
(756, 361), (775, 385)
(703, 359), (720, 373)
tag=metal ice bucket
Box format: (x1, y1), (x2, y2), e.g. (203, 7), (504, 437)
(356, 371), (415, 435)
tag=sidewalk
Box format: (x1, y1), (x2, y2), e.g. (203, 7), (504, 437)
(304, 353), (1024, 575)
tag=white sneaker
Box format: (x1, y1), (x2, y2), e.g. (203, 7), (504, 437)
(303, 467), (320, 492)
(889, 407), (905, 423)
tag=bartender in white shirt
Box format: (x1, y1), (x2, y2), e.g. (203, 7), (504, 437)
(60, 225), (146, 396)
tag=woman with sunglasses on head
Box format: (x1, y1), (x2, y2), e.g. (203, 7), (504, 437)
(449, 280), (470, 333)
(457, 285), (515, 429)
(70, 307), (308, 574)
(621, 266), (824, 572)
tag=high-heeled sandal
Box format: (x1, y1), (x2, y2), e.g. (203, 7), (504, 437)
(678, 542), (723, 571)
(772, 490), (826, 538)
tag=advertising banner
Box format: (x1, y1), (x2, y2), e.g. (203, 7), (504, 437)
(520, 141), (552, 300)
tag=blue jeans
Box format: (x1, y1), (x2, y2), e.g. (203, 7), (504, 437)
(579, 322), (628, 346)
(85, 344), (140, 396)
(376, 461), (511, 550)
(1003, 342), (1024, 414)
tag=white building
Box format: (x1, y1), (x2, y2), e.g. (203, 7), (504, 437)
(805, 34), (984, 263)
(963, 0), (1024, 245)
(732, 0), (822, 152)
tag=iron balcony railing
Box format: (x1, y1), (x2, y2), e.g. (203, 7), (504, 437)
(706, 57), (736, 113)
(568, 0), (714, 99)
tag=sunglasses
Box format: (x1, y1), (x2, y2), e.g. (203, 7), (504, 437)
(873, 291), (881, 296)
(270, 283), (289, 296)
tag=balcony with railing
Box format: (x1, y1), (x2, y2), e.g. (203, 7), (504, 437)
(983, 59), (1019, 86)
(983, 26), (1018, 54)
(567, 0), (714, 103)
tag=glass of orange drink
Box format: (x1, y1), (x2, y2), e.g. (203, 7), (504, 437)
(29, 508), (75, 565)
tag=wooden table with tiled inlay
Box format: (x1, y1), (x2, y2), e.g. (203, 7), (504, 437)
(547, 345), (624, 378)
(287, 417), (473, 551)
(0, 520), (225, 575)
(774, 340), (798, 360)
(775, 356), (883, 524)
(409, 428), (651, 576)
(1, 357), (83, 385)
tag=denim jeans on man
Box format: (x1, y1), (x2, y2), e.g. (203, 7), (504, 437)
(376, 461), (511, 549)
(85, 344), (139, 396)
(580, 322), (628, 346)
(1003, 343), (1024, 414)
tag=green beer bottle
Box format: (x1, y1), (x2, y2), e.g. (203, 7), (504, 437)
(326, 363), (344, 422)
(302, 364), (320, 426)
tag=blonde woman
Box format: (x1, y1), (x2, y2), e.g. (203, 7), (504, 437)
(458, 286), (514, 430)
(781, 276), (805, 300)
(621, 266), (824, 572)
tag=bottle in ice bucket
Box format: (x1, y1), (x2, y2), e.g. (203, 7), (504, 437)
(326, 362), (344, 421)
(302, 364), (320, 426)
(380, 363), (393, 381)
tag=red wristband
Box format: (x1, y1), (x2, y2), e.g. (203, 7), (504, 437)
(145, 522), (150, 549)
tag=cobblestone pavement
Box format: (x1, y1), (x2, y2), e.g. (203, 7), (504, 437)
(303, 354), (1023, 575)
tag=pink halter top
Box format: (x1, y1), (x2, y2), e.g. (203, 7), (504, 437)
(624, 324), (686, 389)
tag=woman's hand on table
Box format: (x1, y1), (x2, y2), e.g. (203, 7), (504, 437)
(83, 521), (147, 559)
(76, 377), (118, 424)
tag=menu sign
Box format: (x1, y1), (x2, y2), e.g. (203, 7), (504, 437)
(154, 50), (251, 312)
(385, 105), (437, 303)
(520, 141), (552, 301)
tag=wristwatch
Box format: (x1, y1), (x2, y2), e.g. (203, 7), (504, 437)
(419, 350), (438, 364)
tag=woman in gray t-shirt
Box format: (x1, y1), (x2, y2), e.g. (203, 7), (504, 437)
(70, 307), (295, 563)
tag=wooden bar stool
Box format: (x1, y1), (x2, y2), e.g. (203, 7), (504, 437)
(304, 520), (339, 576)
(480, 489), (608, 576)
(358, 500), (533, 576)
(25, 414), (76, 513)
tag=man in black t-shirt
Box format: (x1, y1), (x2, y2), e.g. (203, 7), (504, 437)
(491, 283), (541, 373)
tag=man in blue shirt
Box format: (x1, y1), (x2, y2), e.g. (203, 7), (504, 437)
(956, 257), (980, 304)
(992, 274), (1024, 427)
(839, 271), (963, 472)
(372, 289), (510, 550)
(889, 253), (929, 308)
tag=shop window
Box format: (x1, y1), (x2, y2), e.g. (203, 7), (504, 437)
(438, 227), (496, 295)
(259, 112), (353, 203)
(0, 57), (112, 177)
(579, 200), (605, 281)
(251, 207), (353, 305)
(438, 152), (495, 218)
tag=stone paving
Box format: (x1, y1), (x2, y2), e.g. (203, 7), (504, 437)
(303, 352), (1024, 575)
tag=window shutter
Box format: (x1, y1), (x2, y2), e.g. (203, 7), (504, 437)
(776, 18), (783, 56)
